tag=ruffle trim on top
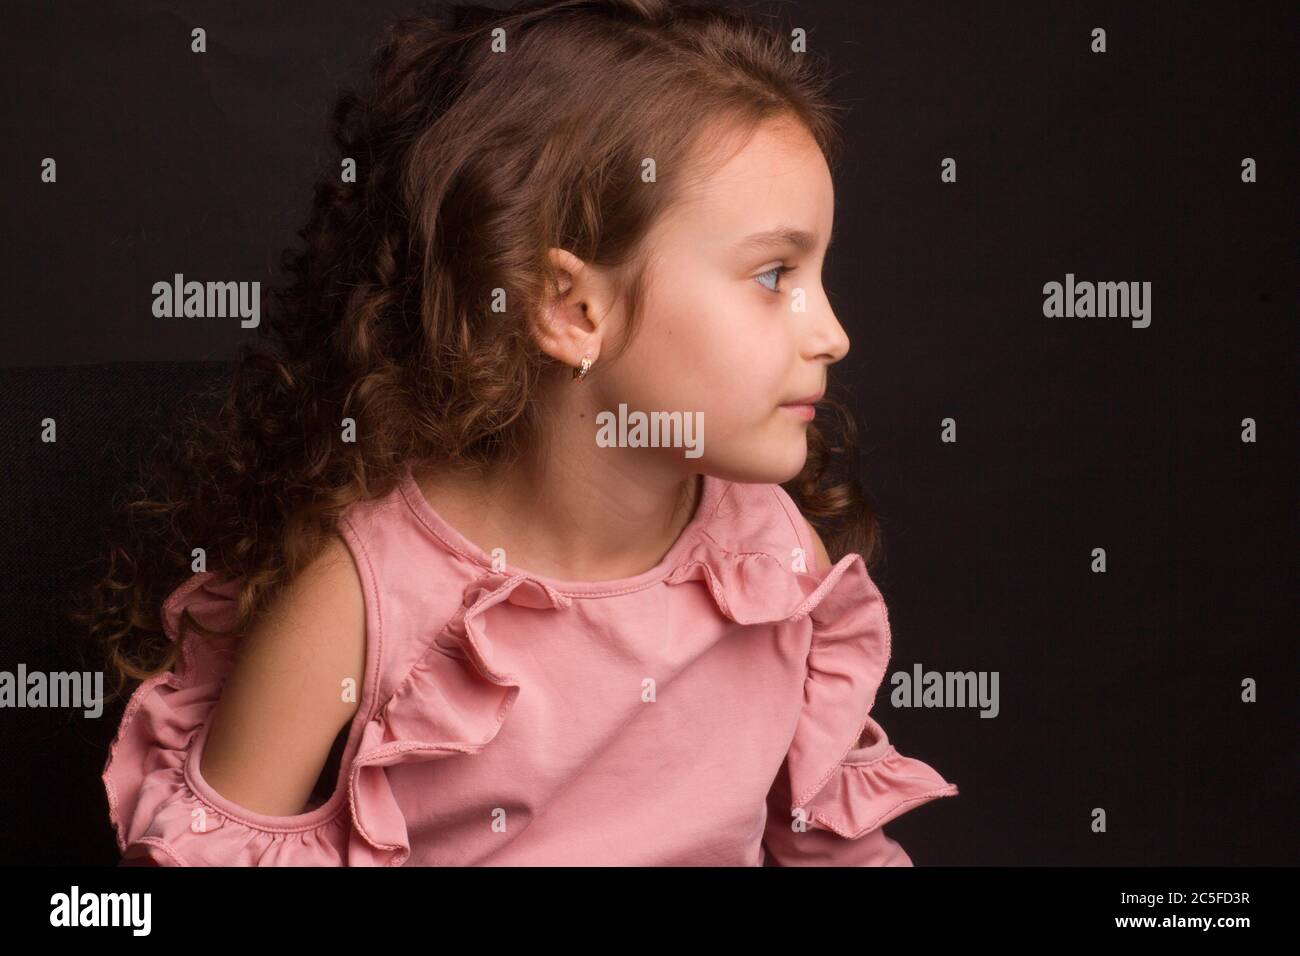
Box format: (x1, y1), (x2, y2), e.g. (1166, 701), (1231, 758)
(103, 567), (574, 867)
(345, 572), (571, 865)
(665, 541), (959, 840)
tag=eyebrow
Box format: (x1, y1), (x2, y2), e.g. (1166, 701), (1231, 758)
(734, 225), (833, 255)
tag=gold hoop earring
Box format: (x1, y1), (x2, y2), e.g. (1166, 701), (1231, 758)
(572, 354), (593, 382)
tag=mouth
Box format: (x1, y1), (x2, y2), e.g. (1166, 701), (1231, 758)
(779, 389), (824, 408)
(778, 391), (822, 422)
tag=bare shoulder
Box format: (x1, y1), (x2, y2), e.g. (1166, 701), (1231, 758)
(198, 534), (367, 816)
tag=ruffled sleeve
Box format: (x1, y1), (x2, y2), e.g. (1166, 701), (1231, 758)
(761, 553), (958, 866)
(760, 711), (957, 866)
(102, 571), (372, 866)
(103, 563), (574, 867)
(666, 544), (959, 867)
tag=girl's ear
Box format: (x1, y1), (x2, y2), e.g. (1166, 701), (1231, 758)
(530, 247), (614, 367)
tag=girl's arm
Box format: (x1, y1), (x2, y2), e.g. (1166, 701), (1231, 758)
(196, 535), (367, 818)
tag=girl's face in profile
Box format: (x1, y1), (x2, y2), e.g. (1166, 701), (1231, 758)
(606, 116), (850, 485)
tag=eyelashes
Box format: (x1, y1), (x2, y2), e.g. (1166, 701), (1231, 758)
(755, 265), (795, 293)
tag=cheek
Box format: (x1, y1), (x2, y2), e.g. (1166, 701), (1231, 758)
(616, 276), (787, 420)
(698, 294), (789, 412)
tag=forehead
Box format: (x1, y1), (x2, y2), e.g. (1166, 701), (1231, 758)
(658, 118), (835, 249)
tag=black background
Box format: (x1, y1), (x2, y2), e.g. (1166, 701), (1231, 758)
(1, 0), (1295, 865)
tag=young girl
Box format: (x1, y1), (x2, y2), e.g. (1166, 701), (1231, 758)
(88, 0), (957, 866)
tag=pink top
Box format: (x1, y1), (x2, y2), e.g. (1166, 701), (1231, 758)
(103, 464), (958, 866)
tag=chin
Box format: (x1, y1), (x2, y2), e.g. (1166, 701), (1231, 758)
(721, 448), (808, 486)
(770, 429), (811, 481)
(770, 454), (808, 485)
(697, 424), (809, 485)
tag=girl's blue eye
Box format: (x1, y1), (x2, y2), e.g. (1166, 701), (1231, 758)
(754, 265), (790, 291)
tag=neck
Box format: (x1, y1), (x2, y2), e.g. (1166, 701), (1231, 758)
(413, 421), (702, 584)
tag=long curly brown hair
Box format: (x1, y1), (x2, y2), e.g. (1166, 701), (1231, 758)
(73, 0), (884, 709)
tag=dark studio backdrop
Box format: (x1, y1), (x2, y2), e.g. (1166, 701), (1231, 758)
(0, 0), (1294, 867)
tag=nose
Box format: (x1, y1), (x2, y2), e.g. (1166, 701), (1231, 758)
(807, 295), (850, 365)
